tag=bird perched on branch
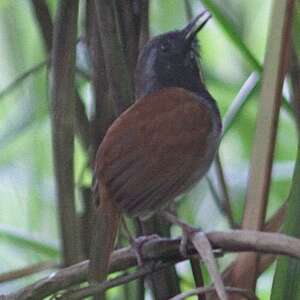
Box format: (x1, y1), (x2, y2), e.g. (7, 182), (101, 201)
(89, 10), (222, 285)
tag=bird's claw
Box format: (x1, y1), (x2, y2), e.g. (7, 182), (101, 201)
(132, 234), (160, 266)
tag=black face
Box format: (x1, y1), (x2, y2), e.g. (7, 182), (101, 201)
(135, 11), (211, 99)
(155, 31), (201, 86)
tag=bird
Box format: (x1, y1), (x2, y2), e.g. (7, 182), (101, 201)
(89, 10), (222, 285)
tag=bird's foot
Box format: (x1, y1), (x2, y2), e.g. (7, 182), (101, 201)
(132, 234), (160, 266)
(161, 213), (228, 300)
(161, 211), (201, 257)
(120, 217), (160, 266)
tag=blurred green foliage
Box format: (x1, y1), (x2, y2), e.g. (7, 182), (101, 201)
(0, 0), (298, 298)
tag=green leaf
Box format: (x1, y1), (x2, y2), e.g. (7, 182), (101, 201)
(0, 224), (59, 258)
(202, 0), (293, 115)
(201, 0), (261, 71)
(271, 143), (300, 299)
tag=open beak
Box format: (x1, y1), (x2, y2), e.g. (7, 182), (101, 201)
(182, 10), (211, 44)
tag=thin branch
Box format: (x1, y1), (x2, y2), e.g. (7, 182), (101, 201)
(60, 262), (174, 299)
(222, 72), (260, 137)
(213, 155), (235, 228)
(206, 176), (224, 214)
(8, 230), (300, 299)
(209, 72), (260, 229)
(170, 286), (258, 300)
(210, 72), (260, 228)
(206, 72), (260, 228)
(264, 202), (287, 232)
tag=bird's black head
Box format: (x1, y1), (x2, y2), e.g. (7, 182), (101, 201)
(135, 11), (211, 99)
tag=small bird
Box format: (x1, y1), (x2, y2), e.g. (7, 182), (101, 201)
(89, 10), (222, 284)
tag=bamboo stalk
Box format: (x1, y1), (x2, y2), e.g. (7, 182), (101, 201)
(51, 0), (82, 266)
(229, 0), (295, 296)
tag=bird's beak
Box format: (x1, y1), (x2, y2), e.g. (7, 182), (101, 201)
(183, 10), (211, 44)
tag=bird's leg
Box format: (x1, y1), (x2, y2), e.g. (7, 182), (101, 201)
(161, 211), (228, 300)
(161, 211), (201, 257)
(121, 217), (159, 266)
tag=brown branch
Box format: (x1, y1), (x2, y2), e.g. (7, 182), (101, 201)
(60, 269), (254, 300)
(190, 257), (206, 300)
(60, 261), (175, 299)
(51, 0), (82, 266)
(7, 230), (300, 299)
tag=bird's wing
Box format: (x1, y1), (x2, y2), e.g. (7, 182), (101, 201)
(95, 87), (214, 218)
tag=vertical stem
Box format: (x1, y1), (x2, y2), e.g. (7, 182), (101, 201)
(230, 0), (295, 295)
(94, 0), (134, 114)
(51, 0), (82, 266)
(32, 0), (90, 154)
(214, 155), (235, 228)
(141, 216), (181, 299)
(31, 0), (53, 52)
(190, 257), (206, 300)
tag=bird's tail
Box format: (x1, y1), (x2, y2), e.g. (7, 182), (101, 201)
(89, 183), (120, 284)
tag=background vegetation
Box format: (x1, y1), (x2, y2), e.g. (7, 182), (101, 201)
(0, 0), (299, 299)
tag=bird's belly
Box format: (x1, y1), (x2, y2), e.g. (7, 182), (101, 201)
(138, 131), (221, 220)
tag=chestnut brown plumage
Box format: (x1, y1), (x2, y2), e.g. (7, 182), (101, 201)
(89, 10), (222, 285)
